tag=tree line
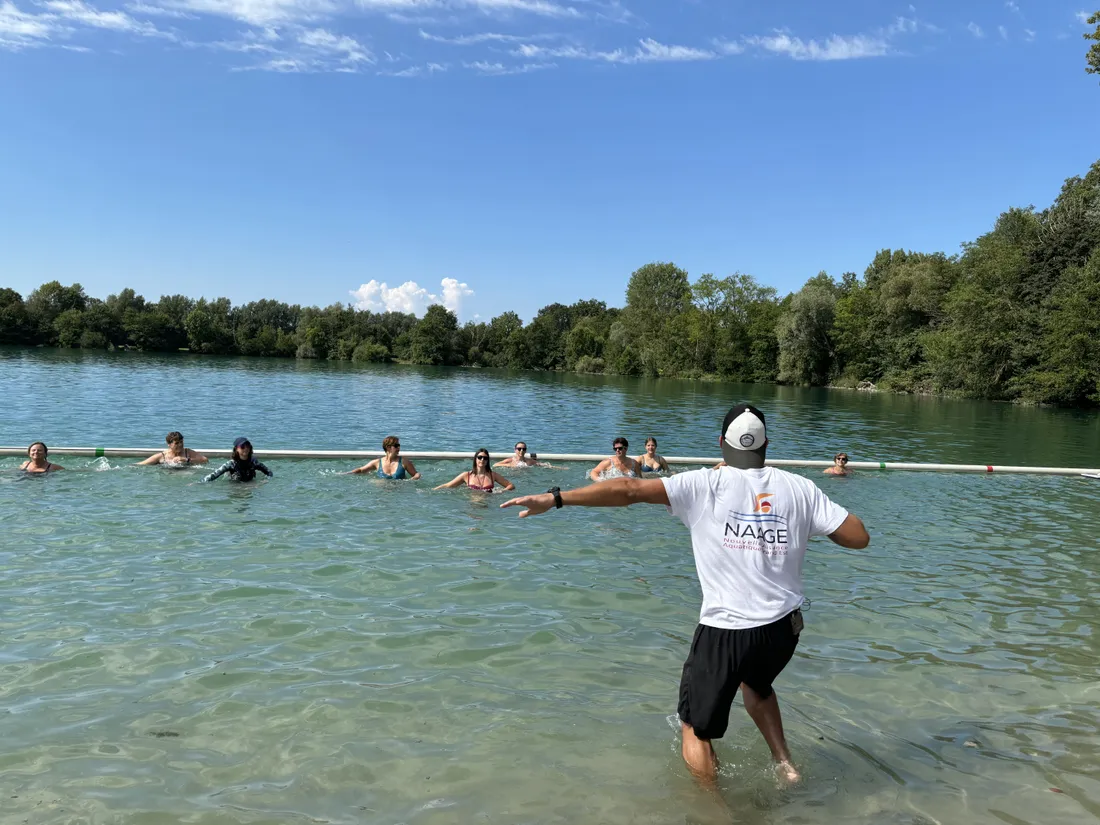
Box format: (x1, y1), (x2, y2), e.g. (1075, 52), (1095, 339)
(2, 159), (1098, 407)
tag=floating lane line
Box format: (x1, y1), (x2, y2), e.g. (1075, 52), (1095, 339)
(1, 447), (1098, 476)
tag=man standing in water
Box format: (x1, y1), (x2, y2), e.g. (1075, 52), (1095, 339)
(501, 404), (869, 784)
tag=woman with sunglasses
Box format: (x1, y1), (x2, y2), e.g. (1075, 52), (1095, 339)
(824, 452), (851, 476)
(346, 435), (421, 479)
(589, 437), (643, 482)
(495, 442), (539, 469)
(435, 450), (515, 492)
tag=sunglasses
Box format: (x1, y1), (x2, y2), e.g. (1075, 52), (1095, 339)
(613, 445), (627, 451)
(516, 447), (527, 452)
(837, 456), (849, 462)
(476, 455), (489, 461)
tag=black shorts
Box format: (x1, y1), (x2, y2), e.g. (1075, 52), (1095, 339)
(677, 611), (801, 740)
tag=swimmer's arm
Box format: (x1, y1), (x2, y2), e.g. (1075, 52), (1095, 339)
(827, 514), (869, 549)
(501, 478), (668, 517)
(493, 459), (512, 468)
(189, 449), (209, 465)
(433, 472), (468, 490)
(589, 459), (611, 481)
(347, 459), (380, 475)
(137, 452), (163, 466)
(255, 461), (273, 478)
(404, 458), (421, 480)
(202, 462), (232, 483)
(492, 472), (515, 491)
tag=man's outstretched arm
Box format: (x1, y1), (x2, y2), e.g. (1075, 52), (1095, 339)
(501, 478), (669, 518)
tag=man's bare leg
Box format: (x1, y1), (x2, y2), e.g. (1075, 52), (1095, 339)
(740, 683), (800, 783)
(681, 722), (719, 785)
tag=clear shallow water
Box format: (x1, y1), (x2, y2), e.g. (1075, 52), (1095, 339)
(1, 348), (1099, 825)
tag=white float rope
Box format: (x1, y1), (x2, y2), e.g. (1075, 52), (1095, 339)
(1, 447), (1097, 476)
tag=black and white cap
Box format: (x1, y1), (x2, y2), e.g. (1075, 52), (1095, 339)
(720, 404), (768, 469)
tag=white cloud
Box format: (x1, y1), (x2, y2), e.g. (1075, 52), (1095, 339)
(419, 27), (556, 44)
(998, 24), (1008, 40)
(43, 0), (171, 36)
(298, 26), (372, 62)
(745, 32), (890, 61)
(466, 57), (552, 73)
(967, 21), (984, 38)
(350, 278), (475, 316)
(1077, 11), (1093, 25)
(1023, 28), (1035, 40)
(382, 60), (446, 75)
(125, 2), (195, 18)
(885, 16), (917, 36)
(1005, 0), (1019, 14)
(357, 0), (580, 19)
(514, 37), (715, 64)
(0, 0), (58, 46)
(712, 39), (743, 56)
(160, 0), (336, 26)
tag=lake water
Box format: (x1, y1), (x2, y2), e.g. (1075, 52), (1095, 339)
(1, 347), (1098, 825)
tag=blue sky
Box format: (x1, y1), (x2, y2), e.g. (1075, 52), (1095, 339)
(1, 0), (1098, 322)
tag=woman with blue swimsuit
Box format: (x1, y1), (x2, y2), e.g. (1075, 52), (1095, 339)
(347, 435), (421, 479)
(636, 437), (671, 474)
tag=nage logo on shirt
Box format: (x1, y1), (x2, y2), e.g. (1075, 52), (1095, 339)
(724, 491), (789, 555)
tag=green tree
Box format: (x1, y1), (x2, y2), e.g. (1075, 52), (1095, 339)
(776, 273), (839, 385)
(0, 288), (33, 344)
(1086, 11), (1100, 78)
(26, 281), (87, 342)
(53, 308), (86, 348)
(409, 305), (458, 365)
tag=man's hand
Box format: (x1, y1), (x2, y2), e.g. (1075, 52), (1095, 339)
(500, 492), (554, 518)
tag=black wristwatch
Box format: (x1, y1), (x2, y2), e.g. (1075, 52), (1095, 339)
(548, 486), (563, 509)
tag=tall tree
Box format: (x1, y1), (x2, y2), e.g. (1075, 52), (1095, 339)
(1086, 11), (1100, 78)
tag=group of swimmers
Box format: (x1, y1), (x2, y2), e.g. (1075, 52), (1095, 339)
(16, 435), (853, 483)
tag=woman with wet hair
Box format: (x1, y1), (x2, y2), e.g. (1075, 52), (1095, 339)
(20, 442), (63, 473)
(138, 432), (208, 466)
(435, 450), (515, 492)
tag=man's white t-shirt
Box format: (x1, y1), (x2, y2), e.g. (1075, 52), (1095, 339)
(662, 466), (849, 630)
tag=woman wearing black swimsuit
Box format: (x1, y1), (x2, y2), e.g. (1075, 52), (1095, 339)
(20, 442), (63, 473)
(138, 432), (208, 467)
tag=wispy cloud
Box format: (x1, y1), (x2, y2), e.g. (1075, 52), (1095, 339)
(967, 21), (984, 38)
(1023, 28), (1035, 41)
(744, 32), (890, 61)
(381, 60), (446, 75)
(125, 2), (195, 18)
(1077, 10), (1093, 25)
(160, 0), (337, 26)
(0, 0), (60, 48)
(1005, 0), (1020, 15)
(43, 0), (172, 37)
(419, 27), (557, 44)
(465, 58), (552, 73)
(298, 26), (372, 63)
(999, 25), (1008, 39)
(513, 37), (715, 63)
(357, 0), (580, 20)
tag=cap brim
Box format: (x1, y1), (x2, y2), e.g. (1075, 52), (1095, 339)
(721, 440), (766, 469)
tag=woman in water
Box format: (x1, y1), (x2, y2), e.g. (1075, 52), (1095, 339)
(138, 432), (208, 467)
(347, 436), (421, 480)
(494, 442), (539, 469)
(824, 452), (851, 476)
(202, 437), (273, 482)
(589, 437), (643, 482)
(636, 437), (671, 474)
(20, 442), (63, 473)
(434, 450), (515, 492)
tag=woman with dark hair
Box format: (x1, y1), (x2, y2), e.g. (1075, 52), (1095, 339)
(589, 437), (642, 482)
(347, 435), (421, 479)
(637, 437), (671, 474)
(20, 442), (63, 473)
(824, 452), (851, 476)
(138, 432), (208, 467)
(202, 438), (273, 483)
(495, 441), (539, 469)
(435, 450), (515, 492)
